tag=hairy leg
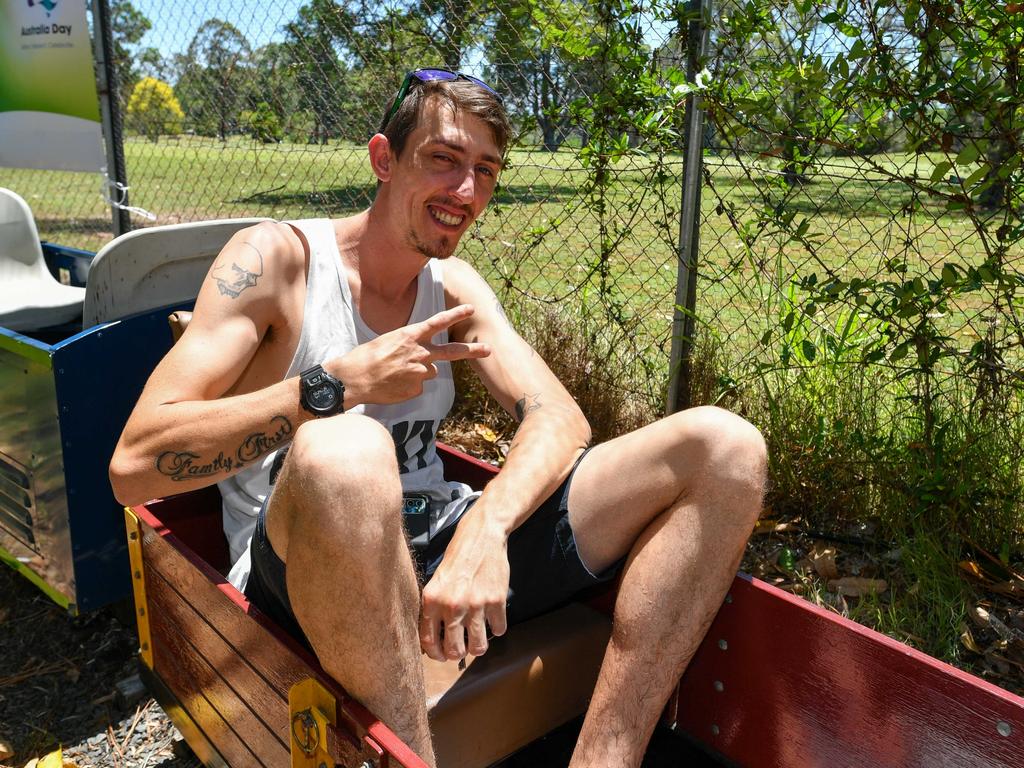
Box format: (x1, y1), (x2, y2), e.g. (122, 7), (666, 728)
(566, 406), (767, 767)
(266, 415), (436, 765)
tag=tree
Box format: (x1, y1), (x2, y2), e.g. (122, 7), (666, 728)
(177, 20), (252, 140)
(485, 0), (601, 150)
(110, 0), (160, 96)
(126, 77), (185, 141)
(284, 0), (351, 143)
(244, 43), (300, 134)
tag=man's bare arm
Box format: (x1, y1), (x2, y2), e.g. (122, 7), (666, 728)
(419, 258), (591, 661)
(109, 221), (311, 505)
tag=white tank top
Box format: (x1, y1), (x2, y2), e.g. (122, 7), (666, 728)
(220, 218), (478, 589)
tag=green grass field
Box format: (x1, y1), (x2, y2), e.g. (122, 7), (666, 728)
(0, 134), (1000, 389)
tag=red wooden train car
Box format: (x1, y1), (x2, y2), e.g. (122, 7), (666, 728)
(126, 445), (1024, 767)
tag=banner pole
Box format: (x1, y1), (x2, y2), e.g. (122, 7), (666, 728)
(91, 0), (131, 237)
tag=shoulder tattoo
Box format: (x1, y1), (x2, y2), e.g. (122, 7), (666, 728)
(514, 393), (542, 422)
(212, 240), (265, 299)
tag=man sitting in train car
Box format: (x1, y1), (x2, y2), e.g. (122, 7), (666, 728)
(109, 68), (767, 768)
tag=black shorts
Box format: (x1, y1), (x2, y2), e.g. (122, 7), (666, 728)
(243, 451), (622, 650)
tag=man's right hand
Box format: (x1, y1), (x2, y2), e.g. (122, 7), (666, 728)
(335, 304), (490, 406)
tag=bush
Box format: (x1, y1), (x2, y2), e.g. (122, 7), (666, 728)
(126, 77), (184, 142)
(245, 102), (283, 144)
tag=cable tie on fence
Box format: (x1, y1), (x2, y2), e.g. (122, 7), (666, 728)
(100, 171), (157, 221)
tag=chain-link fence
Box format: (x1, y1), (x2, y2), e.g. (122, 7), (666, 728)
(2, 0), (694, 419)
(4, 1), (1024, 504)
(695, 0), (1024, 547)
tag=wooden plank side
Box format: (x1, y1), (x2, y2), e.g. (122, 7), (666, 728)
(138, 511), (423, 768)
(147, 566), (289, 761)
(151, 629), (271, 768)
(676, 574), (1024, 768)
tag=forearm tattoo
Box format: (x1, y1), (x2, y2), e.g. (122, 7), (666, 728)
(514, 393), (542, 422)
(212, 241), (264, 298)
(156, 416), (293, 482)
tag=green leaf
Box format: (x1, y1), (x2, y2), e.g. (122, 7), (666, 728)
(955, 143), (979, 165)
(889, 341), (910, 362)
(930, 160), (952, 183)
(941, 264), (958, 287)
(801, 339), (817, 361)
(962, 163), (990, 188)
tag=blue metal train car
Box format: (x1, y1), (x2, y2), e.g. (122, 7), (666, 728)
(0, 186), (263, 612)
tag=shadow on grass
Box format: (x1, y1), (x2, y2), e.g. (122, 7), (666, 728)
(706, 173), (967, 219)
(237, 183), (581, 210)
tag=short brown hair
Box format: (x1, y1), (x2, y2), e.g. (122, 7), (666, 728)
(381, 78), (511, 160)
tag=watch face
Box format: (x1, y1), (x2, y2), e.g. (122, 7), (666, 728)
(308, 381), (337, 411)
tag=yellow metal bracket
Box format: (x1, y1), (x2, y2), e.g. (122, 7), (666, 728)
(123, 507), (153, 668)
(289, 678), (337, 768)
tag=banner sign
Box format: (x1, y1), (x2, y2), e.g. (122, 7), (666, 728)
(0, 0), (104, 171)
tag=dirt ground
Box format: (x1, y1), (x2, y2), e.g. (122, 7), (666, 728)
(0, 565), (200, 768)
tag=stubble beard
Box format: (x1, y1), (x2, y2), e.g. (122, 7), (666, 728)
(407, 227), (456, 261)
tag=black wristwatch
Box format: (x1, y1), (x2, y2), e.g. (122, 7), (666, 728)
(299, 364), (345, 417)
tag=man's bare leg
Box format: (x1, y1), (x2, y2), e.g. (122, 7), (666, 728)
(265, 415), (436, 765)
(566, 406), (767, 767)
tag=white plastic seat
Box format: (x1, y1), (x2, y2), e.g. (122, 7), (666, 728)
(82, 218), (269, 328)
(0, 187), (86, 332)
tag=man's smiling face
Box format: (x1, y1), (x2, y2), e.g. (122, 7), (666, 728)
(386, 97), (503, 261)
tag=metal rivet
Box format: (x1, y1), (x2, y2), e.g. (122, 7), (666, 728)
(714, 680), (724, 692)
(141, 642), (149, 650)
(138, 607), (145, 616)
(711, 724), (720, 736)
(134, 570), (141, 579)
(718, 639), (728, 651)
(319, 762), (327, 768)
(725, 594), (733, 604)
(129, 532), (137, 540)
(997, 721), (1011, 737)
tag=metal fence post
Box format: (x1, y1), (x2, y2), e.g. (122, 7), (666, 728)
(91, 0), (131, 238)
(666, 0), (710, 415)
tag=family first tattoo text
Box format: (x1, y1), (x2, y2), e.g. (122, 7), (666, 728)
(156, 415), (293, 482)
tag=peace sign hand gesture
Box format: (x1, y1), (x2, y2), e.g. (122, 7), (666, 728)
(334, 304), (489, 406)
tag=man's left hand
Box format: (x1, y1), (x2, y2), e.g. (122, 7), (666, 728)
(419, 519), (510, 662)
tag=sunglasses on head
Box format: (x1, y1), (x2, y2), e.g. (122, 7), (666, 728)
(378, 67), (502, 134)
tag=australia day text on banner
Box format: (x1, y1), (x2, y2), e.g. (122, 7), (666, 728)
(0, 0), (104, 171)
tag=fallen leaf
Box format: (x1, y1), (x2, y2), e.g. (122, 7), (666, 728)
(37, 748), (64, 768)
(960, 624), (982, 653)
(827, 577), (887, 597)
(990, 580), (1024, 602)
(473, 424), (498, 443)
(959, 560), (990, 582)
(809, 543), (840, 580)
(973, 604), (993, 629)
(0, 738), (12, 761)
